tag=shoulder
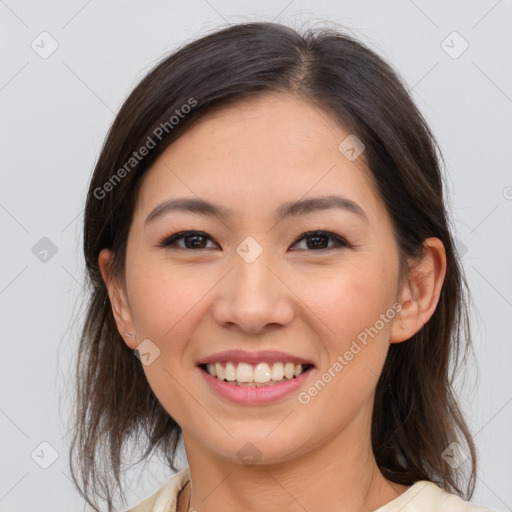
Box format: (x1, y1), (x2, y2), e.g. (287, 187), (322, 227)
(375, 480), (496, 512)
(126, 467), (190, 512)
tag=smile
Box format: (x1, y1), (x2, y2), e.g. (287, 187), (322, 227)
(202, 361), (313, 386)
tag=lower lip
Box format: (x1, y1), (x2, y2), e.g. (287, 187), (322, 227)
(199, 366), (314, 405)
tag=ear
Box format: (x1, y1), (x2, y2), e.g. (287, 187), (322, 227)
(390, 237), (447, 343)
(98, 248), (138, 350)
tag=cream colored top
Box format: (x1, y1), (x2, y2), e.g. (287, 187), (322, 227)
(126, 467), (495, 512)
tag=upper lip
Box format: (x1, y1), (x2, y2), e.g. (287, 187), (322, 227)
(196, 349), (315, 367)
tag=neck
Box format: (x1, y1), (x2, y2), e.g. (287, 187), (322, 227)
(179, 412), (410, 512)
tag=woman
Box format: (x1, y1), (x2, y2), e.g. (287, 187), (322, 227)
(70, 21), (494, 512)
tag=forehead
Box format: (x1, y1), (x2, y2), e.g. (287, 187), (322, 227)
(134, 93), (384, 225)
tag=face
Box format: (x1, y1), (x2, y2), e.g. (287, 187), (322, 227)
(102, 93), (407, 466)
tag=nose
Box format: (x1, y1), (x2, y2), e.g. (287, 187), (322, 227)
(211, 251), (295, 334)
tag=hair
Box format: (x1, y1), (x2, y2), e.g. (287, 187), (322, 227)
(70, 21), (477, 511)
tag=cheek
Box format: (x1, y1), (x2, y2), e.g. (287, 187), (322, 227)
(125, 261), (214, 424)
(126, 256), (203, 336)
(125, 258), (222, 390)
(292, 268), (395, 427)
(127, 250), (397, 358)
(299, 261), (397, 351)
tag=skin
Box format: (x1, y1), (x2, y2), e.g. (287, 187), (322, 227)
(99, 93), (446, 512)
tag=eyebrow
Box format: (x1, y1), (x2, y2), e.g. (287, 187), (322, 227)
(144, 194), (369, 226)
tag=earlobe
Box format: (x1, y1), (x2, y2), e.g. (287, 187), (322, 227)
(390, 237), (447, 344)
(98, 248), (138, 349)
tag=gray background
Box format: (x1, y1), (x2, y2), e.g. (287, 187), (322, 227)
(1, 0), (511, 511)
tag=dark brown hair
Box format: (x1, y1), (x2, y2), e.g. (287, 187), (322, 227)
(70, 21), (477, 511)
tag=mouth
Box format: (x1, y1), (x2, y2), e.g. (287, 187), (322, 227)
(198, 361), (315, 387)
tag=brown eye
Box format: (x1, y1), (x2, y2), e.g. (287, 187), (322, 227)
(158, 231), (218, 250)
(289, 231), (349, 251)
(158, 230), (350, 252)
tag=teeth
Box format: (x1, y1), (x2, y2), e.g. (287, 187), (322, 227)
(225, 362), (237, 381)
(206, 363), (217, 377)
(284, 362), (295, 379)
(216, 363), (226, 381)
(254, 363), (272, 383)
(271, 362), (284, 381)
(236, 362), (253, 382)
(205, 361), (309, 385)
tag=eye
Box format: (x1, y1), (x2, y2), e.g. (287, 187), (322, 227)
(158, 231), (218, 250)
(158, 230), (350, 251)
(289, 230), (350, 251)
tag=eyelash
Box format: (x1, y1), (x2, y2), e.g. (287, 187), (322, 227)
(157, 230), (351, 252)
